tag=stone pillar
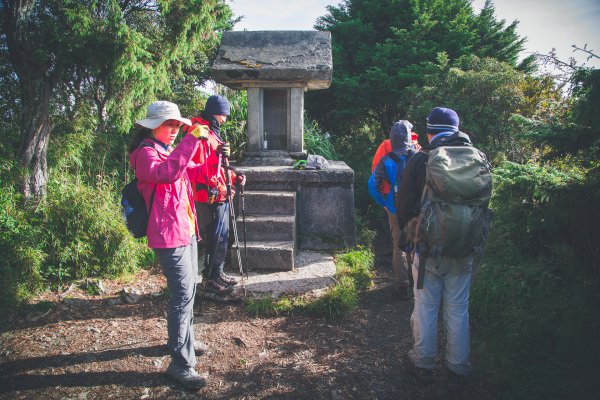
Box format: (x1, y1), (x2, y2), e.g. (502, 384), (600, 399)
(289, 87), (304, 154)
(246, 87), (261, 153)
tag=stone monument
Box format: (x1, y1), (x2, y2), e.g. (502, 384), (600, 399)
(212, 31), (356, 270)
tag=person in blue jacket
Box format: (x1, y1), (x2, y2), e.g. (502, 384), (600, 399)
(368, 120), (416, 299)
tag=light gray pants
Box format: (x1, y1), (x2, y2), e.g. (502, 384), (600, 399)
(408, 253), (473, 375)
(154, 235), (198, 368)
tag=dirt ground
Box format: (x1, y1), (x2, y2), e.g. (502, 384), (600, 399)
(0, 252), (497, 399)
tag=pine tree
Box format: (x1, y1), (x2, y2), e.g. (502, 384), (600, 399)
(308, 0), (529, 133)
(1, 0), (232, 199)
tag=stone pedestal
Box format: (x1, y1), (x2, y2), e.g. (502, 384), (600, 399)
(235, 162), (356, 251)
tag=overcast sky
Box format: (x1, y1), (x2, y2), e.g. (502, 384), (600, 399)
(227, 0), (600, 69)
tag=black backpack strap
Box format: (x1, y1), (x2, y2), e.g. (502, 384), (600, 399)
(135, 141), (158, 212)
(387, 151), (402, 163)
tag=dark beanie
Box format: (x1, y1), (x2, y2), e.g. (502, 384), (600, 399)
(203, 94), (230, 116)
(426, 107), (459, 134)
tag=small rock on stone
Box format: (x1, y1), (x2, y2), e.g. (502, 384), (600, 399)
(87, 326), (101, 334)
(106, 297), (122, 306)
(120, 287), (141, 304)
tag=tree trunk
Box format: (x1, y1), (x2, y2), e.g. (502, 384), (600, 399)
(17, 78), (53, 199)
(3, 0), (55, 199)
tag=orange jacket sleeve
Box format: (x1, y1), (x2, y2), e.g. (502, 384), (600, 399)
(372, 139), (392, 172)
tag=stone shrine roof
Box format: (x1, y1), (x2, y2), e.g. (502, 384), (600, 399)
(211, 31), (332, 90)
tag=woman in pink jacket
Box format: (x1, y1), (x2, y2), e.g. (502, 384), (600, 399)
(128, 101), (209, 391)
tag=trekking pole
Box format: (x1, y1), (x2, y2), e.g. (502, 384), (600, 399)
(240, 184), (248, 272)
(223, 156), (246, 296)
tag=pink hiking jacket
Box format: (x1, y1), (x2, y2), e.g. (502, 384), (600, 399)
(130, 134), (204, 249)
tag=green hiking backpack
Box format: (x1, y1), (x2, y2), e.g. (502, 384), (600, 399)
(413, 144), (492, 288)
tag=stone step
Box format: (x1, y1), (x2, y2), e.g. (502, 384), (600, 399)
(235, 215), (295, 242)
(230, 241), (295, 271)
(237, 190), (296, 216)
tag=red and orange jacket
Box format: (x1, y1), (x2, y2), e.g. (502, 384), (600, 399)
(186, 117), (238, 203)
(372, 139), (393, 195)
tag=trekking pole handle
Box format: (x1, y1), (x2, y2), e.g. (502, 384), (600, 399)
(223, 157), (233, 199)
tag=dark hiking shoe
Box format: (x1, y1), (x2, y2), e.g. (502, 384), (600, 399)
(205, 279), (234, 295)
(441, 366), (467, 392)
(406, 362), (434, 385)
(165, 363), (207, 390)
(394, 284), (411, 300)
(194, 341), (208, 355)
(218, 273), (238, 286)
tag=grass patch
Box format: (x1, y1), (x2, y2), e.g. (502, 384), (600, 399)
(306, 275), (358, 319)
(335, 249), (374, 291)
(244, 248), (374, 319)
(246, 295), (303, 317)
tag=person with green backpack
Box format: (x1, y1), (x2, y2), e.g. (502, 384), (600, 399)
(396, 107), (492, 390)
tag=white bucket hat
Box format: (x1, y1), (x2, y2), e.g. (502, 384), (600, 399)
(135, 101), (192, 129)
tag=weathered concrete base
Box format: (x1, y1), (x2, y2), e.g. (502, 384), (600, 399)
(234, 162), (356, 251)
(231, 251), (337, 298)
(231, 240), (295, 271)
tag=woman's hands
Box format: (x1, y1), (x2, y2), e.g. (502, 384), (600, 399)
(189, 124), (209, 140)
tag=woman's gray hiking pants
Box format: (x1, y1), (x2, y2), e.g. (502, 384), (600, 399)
(154, 235), (199, 368)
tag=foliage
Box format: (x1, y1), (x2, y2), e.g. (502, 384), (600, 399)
(514, 68), (600, 160)
(0, 181), (46, 310)
(1, 0), (234, 198)
(308, 0), (530, 134)
(307, 275), (358, 319)
(405, 55), (563, 161)
(40, 174), (147, 285)
(335, 248), (374, 291)
(471, 161), (600, 399)
(245, 295), (302, 317)
(0, 166), (148, 310)
(303, 115), (339, 160)
(490, 160), (596, 270)
(244, 248), (374, 319)
(355, 211), (376, 247)
(219, 87), (248, 161)
(331, 120), (383, 216)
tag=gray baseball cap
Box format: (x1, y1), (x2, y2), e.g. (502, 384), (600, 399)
(135, 101), (192, 129)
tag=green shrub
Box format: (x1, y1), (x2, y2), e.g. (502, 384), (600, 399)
(219, 88), (248, 161)
(304, 115), (338, 160)
(471, 162), (600, 400)
(0, 169), (148, 312)
(355, 212), (376, 247)
(0, 183), (46, 310)
(39, 175), (146, 285)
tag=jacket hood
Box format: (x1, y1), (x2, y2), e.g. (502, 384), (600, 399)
(390, 120), (413, 155)
(426, 131), (472, 150)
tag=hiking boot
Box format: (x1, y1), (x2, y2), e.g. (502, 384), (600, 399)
(205, 279), (234, 295)
(218, 273), (238, 286)
(441, 366), (467, 392)
(406, 362), (434, 385)
(194, 341), (208, 355)
(165, 363), (207, 390)
(394, 284), (411, 300)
